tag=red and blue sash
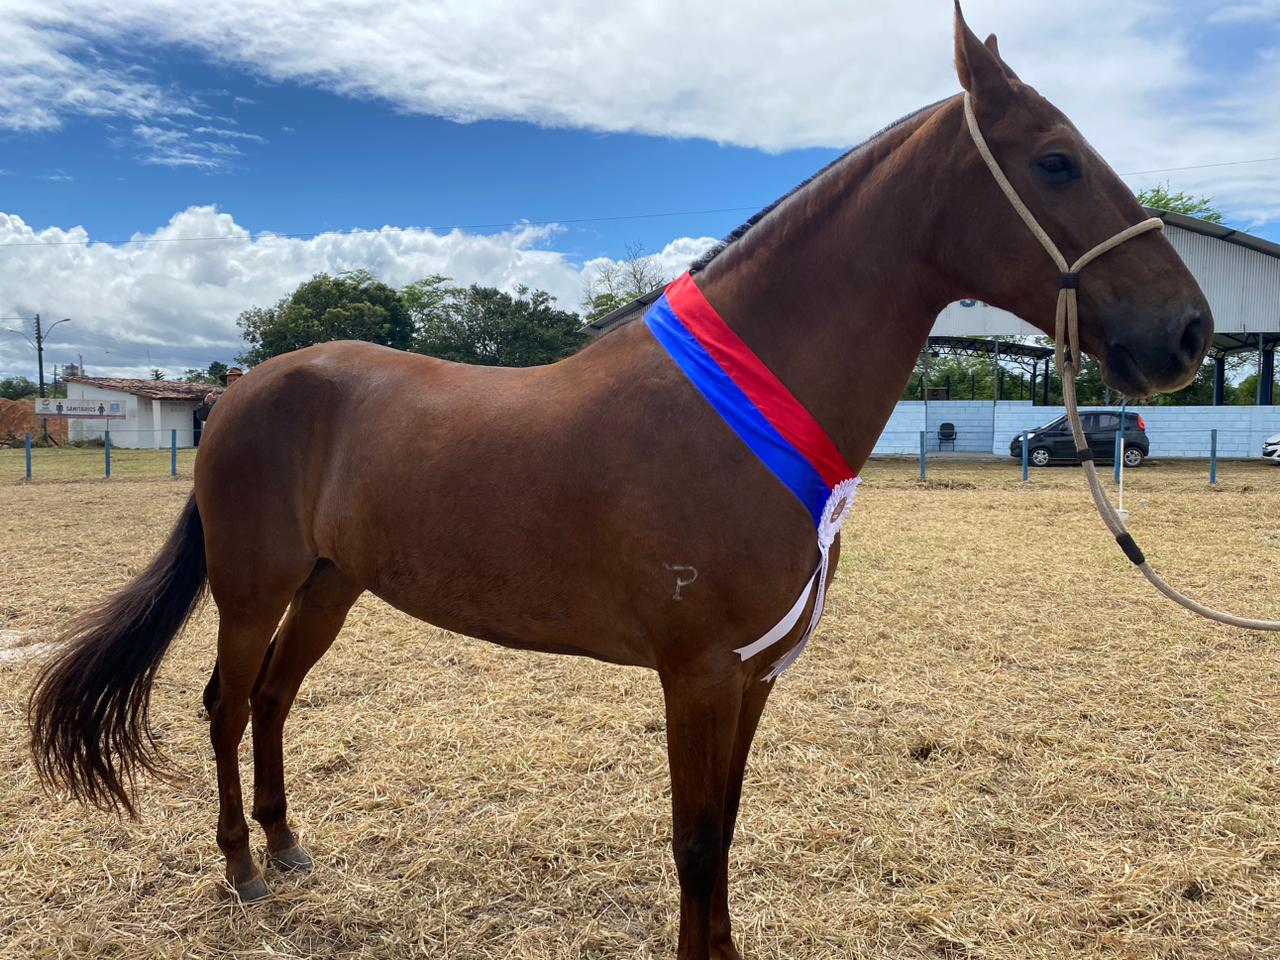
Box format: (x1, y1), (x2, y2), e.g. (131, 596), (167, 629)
(645, 272), (859, 680)
(644, 272), (857, 526)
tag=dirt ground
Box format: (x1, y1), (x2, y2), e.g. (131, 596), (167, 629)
(0, 400), (67, 447)
(1, 454), (1277, 959)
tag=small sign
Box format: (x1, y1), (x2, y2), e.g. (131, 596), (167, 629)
(34, 397), (126, 419)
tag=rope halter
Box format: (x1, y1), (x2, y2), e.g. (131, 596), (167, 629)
(963, 92), (1280, 632)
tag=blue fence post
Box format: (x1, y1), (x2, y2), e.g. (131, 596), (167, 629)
(171, 429), (178, 477)
(1209, 428), (1217, 485)
(1022, 434), (1029, 481)
(105, 430), (111, 479)
(25, 431), (32, 480)
(919, 430), (927, 480)
(1115, 398), (1127, 484)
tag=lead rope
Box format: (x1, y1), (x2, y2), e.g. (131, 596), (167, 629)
(963, 93), (1280, 632)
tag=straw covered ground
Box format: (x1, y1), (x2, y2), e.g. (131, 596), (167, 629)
(1, 452), (1278, 959)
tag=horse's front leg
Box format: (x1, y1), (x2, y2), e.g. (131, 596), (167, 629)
(709, 676), (775, 959)
(661, 664), (745, 960)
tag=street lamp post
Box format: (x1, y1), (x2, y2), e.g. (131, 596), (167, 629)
(33, 314), (72, 443)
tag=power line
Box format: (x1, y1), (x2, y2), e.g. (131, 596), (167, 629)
(0, 151), (1277, 251)
(1119, 156), (1280, 177)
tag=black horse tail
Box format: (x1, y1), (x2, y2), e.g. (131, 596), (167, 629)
(28, 493), (208, 816)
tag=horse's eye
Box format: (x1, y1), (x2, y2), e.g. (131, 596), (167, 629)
(1036, 153), (1076, 183)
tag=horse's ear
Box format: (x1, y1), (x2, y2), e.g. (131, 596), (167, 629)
(953, 2), (1015, 104)
(984, 33), (1020, 81)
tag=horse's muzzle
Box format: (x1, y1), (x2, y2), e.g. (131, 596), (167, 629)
(1099, 309), (1213, 397)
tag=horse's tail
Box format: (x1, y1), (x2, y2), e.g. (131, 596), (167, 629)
(28, 493), (208, 817)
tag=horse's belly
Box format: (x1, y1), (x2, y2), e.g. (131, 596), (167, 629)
(333, 505), (659, 669)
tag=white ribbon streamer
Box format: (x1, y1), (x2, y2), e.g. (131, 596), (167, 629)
(733, 477), (860, 680)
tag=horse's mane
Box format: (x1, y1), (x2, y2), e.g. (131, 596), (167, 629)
(689, 99), (948, 274)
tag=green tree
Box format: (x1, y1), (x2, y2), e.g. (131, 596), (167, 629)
(415, 284), (584, 366)
(237, 271), (412, 366)
(182, 362), (230, 385)
(1233, 370), (1279, 405)
(581, 243), (669, 321)
(0, 375), (38, 400)
(903, 338), (1122, 405)
(401, 275), (454, 339)
(902, 340), (1059, 402)
(1136, 182), (1225, 224)
(1145, 360), (1219, 405)
(150, 368), (167, 381)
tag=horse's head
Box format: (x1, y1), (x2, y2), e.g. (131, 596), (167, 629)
(945, 5), (1211, 396)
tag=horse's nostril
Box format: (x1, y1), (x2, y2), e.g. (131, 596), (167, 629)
(1179, 314), (1209, 362)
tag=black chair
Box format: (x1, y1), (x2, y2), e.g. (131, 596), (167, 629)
(937, 422), (957, 451)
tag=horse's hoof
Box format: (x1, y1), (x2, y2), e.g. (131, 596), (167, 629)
(268, 844), (313, 874)
(233, 874), (270, 901)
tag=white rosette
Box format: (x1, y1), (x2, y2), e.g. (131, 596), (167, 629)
(733, 477), (861, 680)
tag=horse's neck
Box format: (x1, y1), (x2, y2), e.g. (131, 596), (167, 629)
(695, 98), (963, 471)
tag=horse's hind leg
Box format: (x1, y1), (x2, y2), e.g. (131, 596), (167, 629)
(250, 560), (362, 873)
(209, 606), (291, 900)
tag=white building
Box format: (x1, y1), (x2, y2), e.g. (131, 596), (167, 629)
(63, 376), (212, 449)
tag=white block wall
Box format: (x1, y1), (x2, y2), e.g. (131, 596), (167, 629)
(870, 401), (926, 454)
(989, 401), (1280, 458)
(925, 400), (998, 452)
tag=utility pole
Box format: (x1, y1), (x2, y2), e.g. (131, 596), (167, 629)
(35, 314), (45, 398)
(32, 314), (72, 443)
(35, 315), (47, 442)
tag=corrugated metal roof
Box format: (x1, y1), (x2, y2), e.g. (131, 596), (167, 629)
(582, 289), (664, 336)
(1148, 208), (1280, 261)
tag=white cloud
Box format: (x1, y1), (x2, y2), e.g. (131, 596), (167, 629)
(0, 2), (260, 168)
(1207, 1), (1280, 24)
(0, 6), (191, 132)
(0, 206), (716, 379)
(1, 1), (1277, 224)
(132, 124), (245, 167)
(191, 125), (266, 142)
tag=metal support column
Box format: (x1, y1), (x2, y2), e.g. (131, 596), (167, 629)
(1261, 347), (1275, 405)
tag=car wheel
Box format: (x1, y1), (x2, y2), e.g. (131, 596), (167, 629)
(1123, 446), (1144, 468)
(1030, 447), (1052, 467)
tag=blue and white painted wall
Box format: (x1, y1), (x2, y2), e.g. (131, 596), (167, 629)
(991, 401), (1280, 458)
(870, 400), (1280, 458)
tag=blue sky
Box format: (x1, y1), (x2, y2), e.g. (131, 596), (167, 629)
(7, 63), (838, 263)
(2, 0), (1278, 378)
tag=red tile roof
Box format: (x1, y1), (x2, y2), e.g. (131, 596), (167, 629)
(64, 376), (222, 402)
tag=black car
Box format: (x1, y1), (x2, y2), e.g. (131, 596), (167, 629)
(1010, 411), (1149, 467)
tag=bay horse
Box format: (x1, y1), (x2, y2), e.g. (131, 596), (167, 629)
(29, 8), (1211, 958)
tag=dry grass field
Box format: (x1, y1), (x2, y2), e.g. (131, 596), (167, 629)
(1, 452), (1278, 959)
